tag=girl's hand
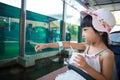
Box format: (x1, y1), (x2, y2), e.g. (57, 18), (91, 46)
(35, 44), (48, 52)
(35, 44), (41, 52)
(73, 54), (89, 70)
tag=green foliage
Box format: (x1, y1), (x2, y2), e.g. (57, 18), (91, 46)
(67, 23), (78, 35)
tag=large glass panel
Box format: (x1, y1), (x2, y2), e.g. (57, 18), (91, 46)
(0, 1), (21, 60)
(26, 0), (63, 54)
(66, 1), (86, 42)
(66, 4), (80, 42)
(50, 21), (61, 42)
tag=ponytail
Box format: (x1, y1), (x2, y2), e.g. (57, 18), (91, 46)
(101, 32), (109, 47)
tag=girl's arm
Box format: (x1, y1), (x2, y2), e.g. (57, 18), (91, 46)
(64, 42), (86, 50)
(35, 41), (87, 52)
(74, 50), (114, 80)
(100, 50), (114, 80)
(35, 42), (59, 52)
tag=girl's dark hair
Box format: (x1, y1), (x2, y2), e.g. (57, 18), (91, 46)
(81, 15), (109, 47)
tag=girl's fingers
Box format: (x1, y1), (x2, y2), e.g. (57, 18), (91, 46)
(75, 54), (84, 61)
(35, 45), (41, 52)
(35, 46), (38, 52)
(73, 54), (86, 68)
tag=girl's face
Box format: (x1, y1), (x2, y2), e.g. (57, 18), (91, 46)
(82, 27), (100, 44)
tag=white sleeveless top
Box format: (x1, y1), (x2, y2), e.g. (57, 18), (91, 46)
(84, 45), (119, 80)
(55, 45), (119, 80)
(84, 46), (107, 73)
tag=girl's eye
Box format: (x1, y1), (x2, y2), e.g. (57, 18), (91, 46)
(83, 28), (87, 31)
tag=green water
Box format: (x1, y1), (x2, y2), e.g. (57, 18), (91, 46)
(0, 59), (63, 80)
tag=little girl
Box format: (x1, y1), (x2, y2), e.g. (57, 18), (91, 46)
(35, 8), (118, 80)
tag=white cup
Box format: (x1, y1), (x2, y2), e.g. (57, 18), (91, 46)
(69, 52), (78, 64)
